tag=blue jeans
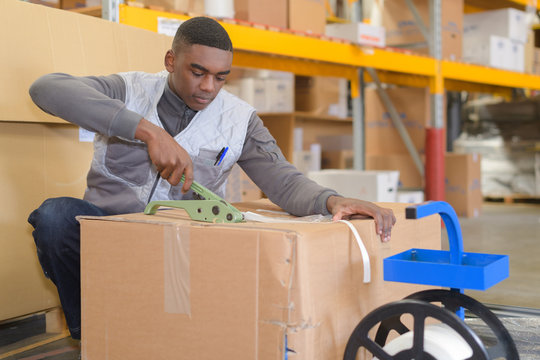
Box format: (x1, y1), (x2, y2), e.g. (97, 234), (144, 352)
(27, 197), (109, 339)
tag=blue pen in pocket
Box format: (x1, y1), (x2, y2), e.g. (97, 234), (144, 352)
(214, 146), (229, 166)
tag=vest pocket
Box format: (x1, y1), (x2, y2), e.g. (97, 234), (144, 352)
(105, 137), (152, 186)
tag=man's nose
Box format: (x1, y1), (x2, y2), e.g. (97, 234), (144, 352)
(200, 75), (214, 92)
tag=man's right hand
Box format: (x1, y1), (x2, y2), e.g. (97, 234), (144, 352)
(134, 118), (193, 193)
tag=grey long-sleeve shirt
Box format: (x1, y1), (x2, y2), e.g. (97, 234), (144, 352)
(29, 73), (339, 216)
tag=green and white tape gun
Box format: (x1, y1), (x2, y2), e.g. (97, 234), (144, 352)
(144, 175), (244, 223)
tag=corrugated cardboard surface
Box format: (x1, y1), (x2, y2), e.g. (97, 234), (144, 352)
(0, 0), (170, 124)
(80, 201), (440, 359)
(445, 153), (483, 218)
(0, 122), (93, 320)
(0, 0), (170, 320)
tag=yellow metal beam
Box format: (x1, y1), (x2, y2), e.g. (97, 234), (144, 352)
(445, 79), (513, 98)
(119, 5), (437, 77)
(442, 61), (540, 90)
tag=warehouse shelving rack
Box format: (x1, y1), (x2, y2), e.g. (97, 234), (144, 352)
(111, 0), (540, 200)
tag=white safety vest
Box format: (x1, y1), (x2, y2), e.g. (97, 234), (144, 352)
(84, 70), (255, 214)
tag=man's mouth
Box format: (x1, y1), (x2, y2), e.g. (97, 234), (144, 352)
(193, 95), (211, 104)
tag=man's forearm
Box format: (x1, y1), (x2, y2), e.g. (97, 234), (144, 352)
(238, 114), (339, 216)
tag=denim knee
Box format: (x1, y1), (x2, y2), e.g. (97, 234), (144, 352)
(28, 198), (79, 255)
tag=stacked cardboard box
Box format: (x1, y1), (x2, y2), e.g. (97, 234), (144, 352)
(445, 153), (482, 218)
(225, 70), (294, 113)
(80, 200), (441, 359)
(0, 0), (173, 321)
(364, 87), (430, 189)
(383, 0), (463, 60)
(463, 8), (528, 72)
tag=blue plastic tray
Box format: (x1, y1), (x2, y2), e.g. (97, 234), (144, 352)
(384, 248), (509, 290)
(383, 201), (509, 292)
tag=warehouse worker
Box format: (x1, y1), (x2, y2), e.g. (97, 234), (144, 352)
(27, 16), (396, 340)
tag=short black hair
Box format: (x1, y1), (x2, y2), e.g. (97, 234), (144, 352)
(172, 16), (233, 53)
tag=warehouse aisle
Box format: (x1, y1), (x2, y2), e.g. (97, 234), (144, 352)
(458, 203), (540, 309)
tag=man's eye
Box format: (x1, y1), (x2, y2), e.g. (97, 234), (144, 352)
(216, 76), (226, 82)
(192, 71), (203, 77)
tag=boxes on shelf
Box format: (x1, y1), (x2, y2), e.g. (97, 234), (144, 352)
(307, 170), (400, 202)
(463, 35), (524, 72)
(383, 0), (463, 60)
(80, 200), (441, 359)
(365, 87), (430, 156)
(295, 76), (349, 118)
(325, 22), (386, 47)
(225, 70), (294, 113)
(259, 113), (353, 162)
(288, 0), (326, 34)
(366, 154), (424, 189)
(445, 152), (482, 218)
(463, 7), (528, 43)
(234, 0), (287, 28)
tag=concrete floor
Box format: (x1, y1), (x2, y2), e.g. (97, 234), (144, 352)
(449, 203), (540, 309)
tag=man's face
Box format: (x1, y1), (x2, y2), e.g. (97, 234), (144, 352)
(165, 43), (232, 111)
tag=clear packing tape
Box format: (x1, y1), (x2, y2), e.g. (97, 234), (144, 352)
(243, 211), (371, 283)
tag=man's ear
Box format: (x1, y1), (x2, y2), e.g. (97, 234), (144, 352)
(164, 50), (175, 73)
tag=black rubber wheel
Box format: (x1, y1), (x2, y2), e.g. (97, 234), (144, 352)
(401, 290), (519, 359)
(343, 299), (489, 360)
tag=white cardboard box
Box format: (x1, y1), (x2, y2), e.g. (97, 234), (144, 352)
(307, 170), (399, 202)
(463, 35), (512, 70)
(226, 72), (294, 113)
(463, 8), (528, 43)
(325, 22), (386, 47)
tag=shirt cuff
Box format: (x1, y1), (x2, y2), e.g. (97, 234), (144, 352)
(315, 190), (341, 215)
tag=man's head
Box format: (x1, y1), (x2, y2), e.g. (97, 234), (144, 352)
(165, 17), (233, 111)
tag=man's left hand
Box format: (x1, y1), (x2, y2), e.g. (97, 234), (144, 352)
(326, 195), (396, 243)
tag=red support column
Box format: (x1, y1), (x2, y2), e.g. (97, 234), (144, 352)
(425, 127), (445, 201)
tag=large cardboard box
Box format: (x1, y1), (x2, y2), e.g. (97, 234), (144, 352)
(445, 153), (482, 218)
(0, 0), (171, 320)
(289, 0), (326, 34)
(235, 0), (287, 28)
(365, 87), (430, 156)
(307, 170), (400, 202)
(80, 201), (440, 359)
(0, 123), (93, 321)
(383, 0), (463, 60)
